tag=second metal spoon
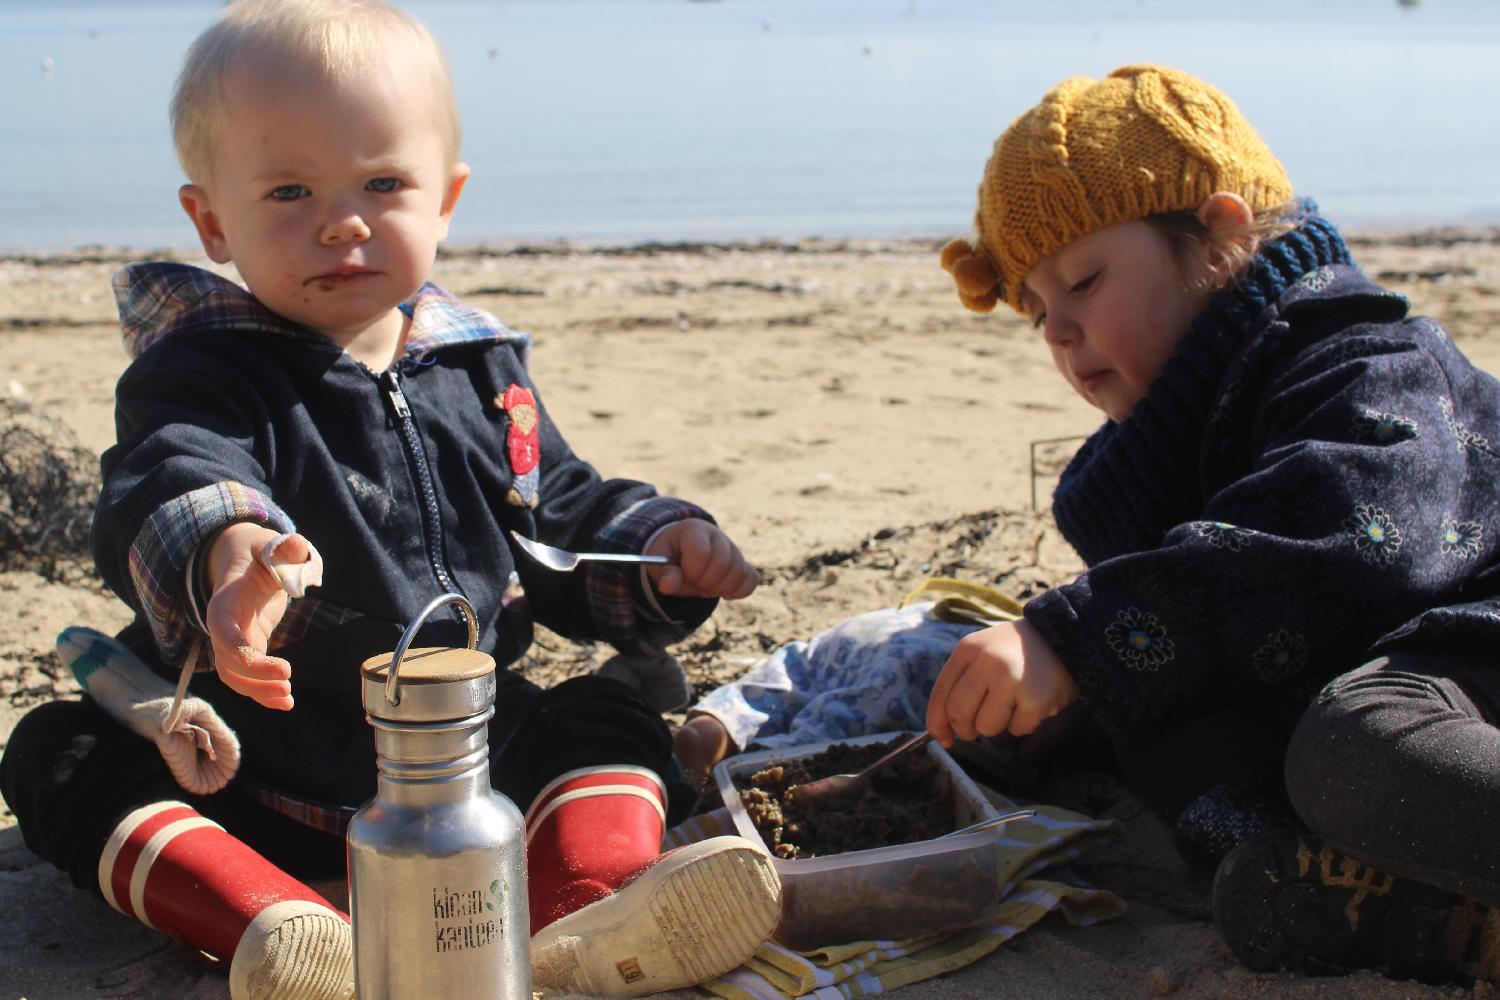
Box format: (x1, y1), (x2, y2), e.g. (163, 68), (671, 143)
(510, 530), (671, 573)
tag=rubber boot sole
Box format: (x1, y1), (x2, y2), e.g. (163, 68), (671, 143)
(228, 900), (354, 1000)
(530, 836), (781, 997)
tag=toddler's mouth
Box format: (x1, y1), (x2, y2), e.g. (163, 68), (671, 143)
(305, 267), (378, 291)
(1075, 369), (1109, 393)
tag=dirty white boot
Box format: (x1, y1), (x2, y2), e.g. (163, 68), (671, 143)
(99, 801), (354, 1000)
(526, 766), (780, 996)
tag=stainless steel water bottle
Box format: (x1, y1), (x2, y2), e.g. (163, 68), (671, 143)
(347, 593), (531, 1000)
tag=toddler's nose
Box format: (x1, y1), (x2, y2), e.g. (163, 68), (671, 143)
(320, 215), (371, 246)
(1042, 313), (1080, 348)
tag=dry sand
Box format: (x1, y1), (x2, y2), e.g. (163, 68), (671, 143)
(3, 232), (1500, 999)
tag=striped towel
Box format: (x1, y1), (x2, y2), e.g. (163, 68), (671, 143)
(664, 788), (1125, 999)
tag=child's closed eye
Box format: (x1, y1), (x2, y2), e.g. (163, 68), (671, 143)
(366, 177), (403, 193)
(1070, 271), (1100, 294)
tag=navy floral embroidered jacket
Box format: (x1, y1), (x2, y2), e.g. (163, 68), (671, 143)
(1024, 212), (1500, 756)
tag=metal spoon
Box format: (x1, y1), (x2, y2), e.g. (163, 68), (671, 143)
(789, 732), (934, 811)
(938, 808), (1037, 839)
(509, 530), (671, 573)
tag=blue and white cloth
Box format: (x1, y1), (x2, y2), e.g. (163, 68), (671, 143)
(694, 579), (1024, 752)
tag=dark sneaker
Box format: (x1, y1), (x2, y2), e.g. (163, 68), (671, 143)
(1213, 830), (1500, 985)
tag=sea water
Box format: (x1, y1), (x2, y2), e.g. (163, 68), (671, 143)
(2, 0), (1498, 252)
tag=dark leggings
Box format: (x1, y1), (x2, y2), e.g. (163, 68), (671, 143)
(1285, 647), (1500, 907)
(0, 674), (673, 897)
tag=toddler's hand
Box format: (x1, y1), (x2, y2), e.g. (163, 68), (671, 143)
(645, 519), (758, 599)
(202, 523), (318, 711)
(925, 619), (1080, 748)
(673, 714), (737, 788)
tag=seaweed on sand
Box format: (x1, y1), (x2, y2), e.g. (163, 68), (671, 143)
(0, 400), (98, 580)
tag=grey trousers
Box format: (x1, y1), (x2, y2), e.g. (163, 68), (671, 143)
(1285, 646), (1500, 907)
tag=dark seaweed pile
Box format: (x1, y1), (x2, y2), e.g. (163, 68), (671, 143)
(0, 401), (98, 580)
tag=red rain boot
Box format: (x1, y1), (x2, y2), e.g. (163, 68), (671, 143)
(526, 765), (781, 997)
(98, 800), (353, 1000)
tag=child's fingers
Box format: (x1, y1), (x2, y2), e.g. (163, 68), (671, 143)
(215, 665), (294, 710)
(651, 564), (686, 595)
(721, 560), (759, 599)
(682, 552), (758, 599)
(672, 715), (735, 785)
(972, 683), (1017, 740)
(1006, 702), (1045, 738)
(945, 664), (1004, 742)
(211, 635), (294, 711)
(676, 529), (732, 594)
(705, 545), (759, 599)
(652, 528), (758, 599)
(925, 654), (972, 747)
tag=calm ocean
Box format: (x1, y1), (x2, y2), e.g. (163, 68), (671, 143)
(3, 0), (1499, 252)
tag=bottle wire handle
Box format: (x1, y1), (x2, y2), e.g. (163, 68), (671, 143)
(385, 593), (479, 706)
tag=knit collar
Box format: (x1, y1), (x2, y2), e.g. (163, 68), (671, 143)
(111, 261), (530, 367)
(1049, 204), (1353, 566)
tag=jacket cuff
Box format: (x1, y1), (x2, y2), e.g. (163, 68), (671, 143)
(584, 496), (717, 652)
(128, 480), (294, 662)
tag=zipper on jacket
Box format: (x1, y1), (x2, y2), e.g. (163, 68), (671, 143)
(379, 368), (461, 599)
(386, 376), (411, 419)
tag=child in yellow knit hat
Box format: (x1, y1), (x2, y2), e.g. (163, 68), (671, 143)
(930, 63), (1500, 985)
(680, 63), (1500, 986)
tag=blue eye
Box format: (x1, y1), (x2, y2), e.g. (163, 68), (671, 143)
(268, 184), (308, 202)
(367, 177), (402, 193)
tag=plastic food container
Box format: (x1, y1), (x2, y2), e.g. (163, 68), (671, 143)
(712, 731), (1002, 950)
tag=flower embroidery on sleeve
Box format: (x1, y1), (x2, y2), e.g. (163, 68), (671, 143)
(1296, 267), (1336, 293)
(1105, 608), (1175, 671)
(1354, 409), (1419, 445)
(1194, 521), (1254, 551)
(1252, 629), (1308, 683)
(1439, 396), (1496, 456)
(1347, 504), (1403, 565)
(1440, 513), (1483, 559)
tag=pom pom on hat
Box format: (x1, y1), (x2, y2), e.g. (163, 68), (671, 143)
(939, 238), (1001, 313)
(938, 238), (971, 275)
(939, 64), (1293, 315)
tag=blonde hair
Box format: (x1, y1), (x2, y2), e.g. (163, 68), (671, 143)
(171, 0), (461, 184)
(1146, 202), (1298, 293)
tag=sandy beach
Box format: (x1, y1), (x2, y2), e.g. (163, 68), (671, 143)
(4, 231), (1500, 999)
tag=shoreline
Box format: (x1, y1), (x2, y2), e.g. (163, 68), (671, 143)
(4, 221), (1500, 268)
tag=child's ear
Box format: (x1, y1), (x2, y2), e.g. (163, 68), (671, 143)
(1193, 191), (1256, 286)
(179, 184), (232, 264)
(436, 163), (470, 241)
(1195, 191), (1254, 238)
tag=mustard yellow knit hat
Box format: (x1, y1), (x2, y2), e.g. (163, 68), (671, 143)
(940, 64), (1293, 314)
